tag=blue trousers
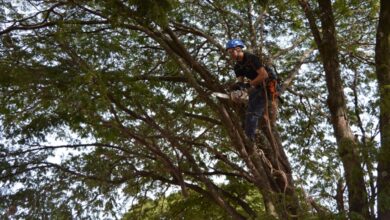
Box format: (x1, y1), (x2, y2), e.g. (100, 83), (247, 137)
(245, 87), (266, 141)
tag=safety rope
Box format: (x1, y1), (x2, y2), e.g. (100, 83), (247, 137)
(259, 80), (299, 218)
(262, 81), (280, 169)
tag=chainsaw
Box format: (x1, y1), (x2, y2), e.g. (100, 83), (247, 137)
(211, 90), (248, 102)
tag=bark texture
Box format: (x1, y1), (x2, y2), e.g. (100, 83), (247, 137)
(376, 1), (390, 219)
(298, 0), (370, 218)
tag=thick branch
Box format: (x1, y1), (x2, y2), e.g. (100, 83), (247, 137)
(298, 0), (323, 46)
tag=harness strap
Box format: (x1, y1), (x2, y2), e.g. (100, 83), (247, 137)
(267, 79), (279, 103)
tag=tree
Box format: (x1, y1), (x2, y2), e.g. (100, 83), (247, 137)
(0, 0), (383, 219)
(0, 1), (306, 219)
(297, 0), (380, 218)
(122, 183), (266, 220)
(375, 0), (390, 219)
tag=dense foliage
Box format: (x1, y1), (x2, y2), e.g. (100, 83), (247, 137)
(0, 0), (387, 219)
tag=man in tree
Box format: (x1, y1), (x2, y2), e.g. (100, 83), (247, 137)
(226, 39), (269, 141)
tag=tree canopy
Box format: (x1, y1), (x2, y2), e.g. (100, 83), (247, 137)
(0, 0), (388, 219)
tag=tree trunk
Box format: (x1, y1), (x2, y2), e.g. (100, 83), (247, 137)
(249, 97), (299, 219)
(298, 0), (370, 218)
(153, 24), (301, 218)
(375, 1), (390, 219)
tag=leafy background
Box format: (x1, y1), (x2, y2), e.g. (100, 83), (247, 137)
(0, 0), (382, 219)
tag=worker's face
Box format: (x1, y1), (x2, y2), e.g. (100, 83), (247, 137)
(227, 47), (240, 61)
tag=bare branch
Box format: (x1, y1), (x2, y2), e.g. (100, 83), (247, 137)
(280, 48), (315, 93)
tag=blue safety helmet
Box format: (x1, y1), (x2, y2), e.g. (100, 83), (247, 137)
(226, 39), (245, 50)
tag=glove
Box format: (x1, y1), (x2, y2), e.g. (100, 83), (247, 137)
(230, 82), (243, 91)
(246, 85), (257, 95)
(243, 82), (251, 89)
(230, 82), (250, 91)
